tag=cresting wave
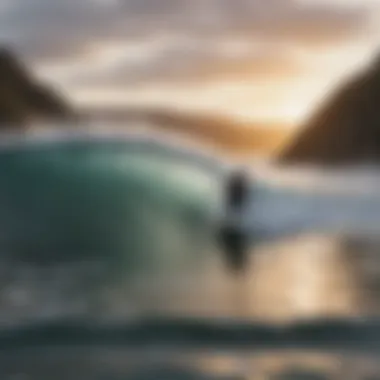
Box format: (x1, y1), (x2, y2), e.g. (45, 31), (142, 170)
(0, 128), (226, 265)
(0, 128), (231, 325)
(1, 128), (380, 326)
(2, 127), (380, 268)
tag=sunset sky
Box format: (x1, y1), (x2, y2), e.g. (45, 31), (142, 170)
(1, 0), (380, 125)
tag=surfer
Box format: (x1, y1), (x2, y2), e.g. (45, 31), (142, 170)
(218, 168), (250, 274)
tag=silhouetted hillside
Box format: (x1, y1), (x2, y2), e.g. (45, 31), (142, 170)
(83, 106), (291, 157)
(0, 47), (71, 127)
(279, 53), (380, 165)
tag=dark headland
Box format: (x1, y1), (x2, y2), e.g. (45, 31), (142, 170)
(279, 52), (380, 166)
(0, 47), (71, 128)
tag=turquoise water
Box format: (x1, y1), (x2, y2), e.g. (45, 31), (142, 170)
(0, 138), (220, 267)
(0, 135), (230, 322)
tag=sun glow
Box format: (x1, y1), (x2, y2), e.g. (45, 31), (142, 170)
(57, 32), (380, 130)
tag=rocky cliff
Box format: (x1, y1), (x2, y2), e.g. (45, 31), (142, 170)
(279, 53), (380, 165)
(0, 47), (71, 127)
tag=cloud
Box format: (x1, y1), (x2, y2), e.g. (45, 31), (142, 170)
(0, 0), (372, 59)
(0, 0), (123, 61)
(0, 0), (374, 92)
(61, 37), (302, 88)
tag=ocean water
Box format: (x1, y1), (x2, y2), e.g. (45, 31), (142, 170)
(0, 129), (380, 379)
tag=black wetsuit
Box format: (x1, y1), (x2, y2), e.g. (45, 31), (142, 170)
(218, 170), (249, 274)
